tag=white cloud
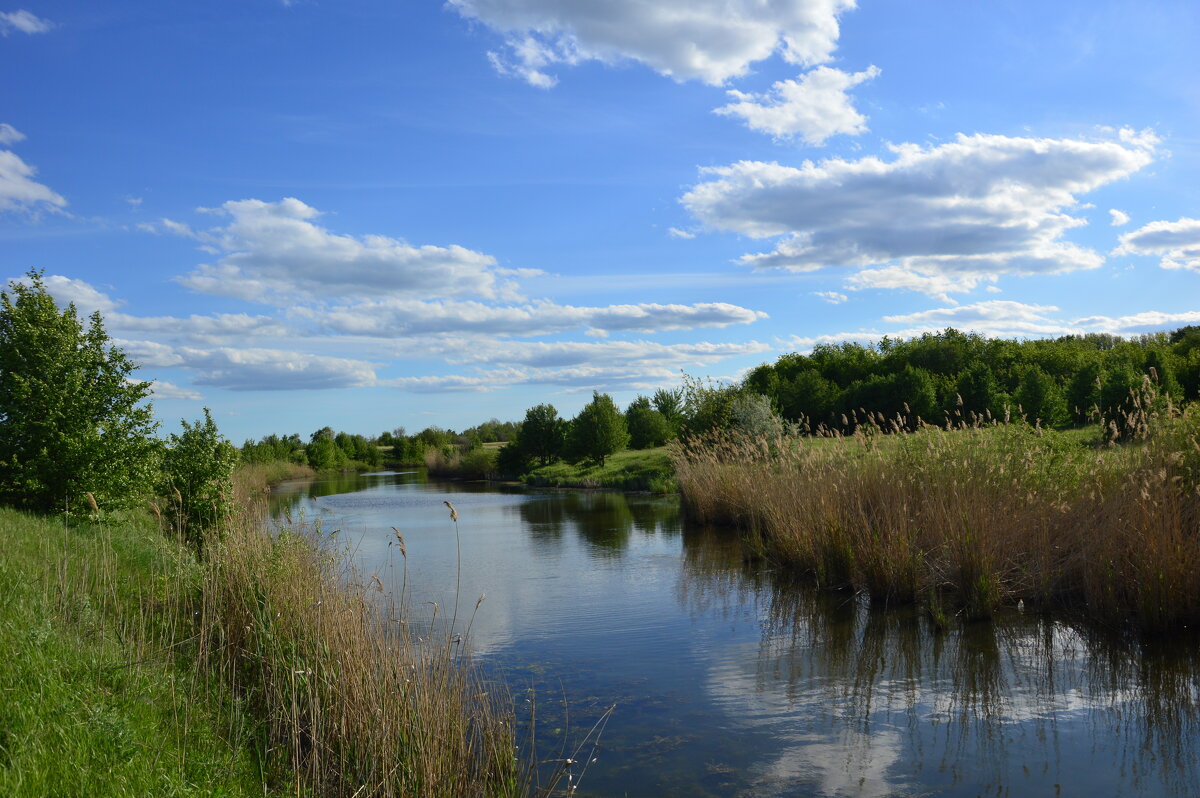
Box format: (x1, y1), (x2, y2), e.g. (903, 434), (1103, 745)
(109, 312), (293, 345)
(448, 0), (856, 87)
(427, 337), (768, 368)
(0, 123), (25, 146)
(0, 149), (66, 213)
(1114, 217), (1200, 272)
(845, 267), (996, 303)
(667, 227), (696, 239)
(1109, 208), (1130, 226)
(0, 10), (53, 35)
(776, 301), (1200, 352)
(164, 197), (503, 303)
(682, 130), (1155, 297)
(149, 381), (203, 401)
(312, 298), (765, 337)
(177, 347), (377, 392)
(385, 339), (769, 393)
(813, 290), (847, 304)
(6, 274), (120, 314)
(714, 65), (879, 145)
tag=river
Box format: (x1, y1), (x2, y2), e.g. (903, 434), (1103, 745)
(269, 470), (1200, 797)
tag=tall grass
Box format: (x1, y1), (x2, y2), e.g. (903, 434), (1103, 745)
(1, 460), (548, 796)
(672, 398), (1200, 632)
(182, 468), (524, 796)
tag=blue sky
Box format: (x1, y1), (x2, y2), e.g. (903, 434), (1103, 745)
(2, 0), (1198, 442)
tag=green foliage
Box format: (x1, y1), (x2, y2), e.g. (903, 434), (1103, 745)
(680, 374), (740, 438)
(0, 271), (159, 514)
(519, 404), (566, 466)
(1015, 365), (1067, 426)
(730, 393), (783, 438)
(625, 396), (673, 449)
(651, 388), (683, 424)
(566, 392), (629, 466)
(160, 408), (237, 552)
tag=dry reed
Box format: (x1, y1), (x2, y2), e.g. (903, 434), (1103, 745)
(672, 400), (1200, 632)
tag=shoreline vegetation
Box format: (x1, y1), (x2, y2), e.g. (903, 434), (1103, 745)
(1, 462), (538, 797)
(672, 396), (1200, 634)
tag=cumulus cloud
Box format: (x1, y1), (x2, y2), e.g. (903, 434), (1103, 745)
(0, 10), (53, 35)
(311, 298), (765, 338)
(1114, 217), (1200, 272)
(1109, 209), (1130, 226)
(6, 273), (120, 314)
(682, 130), (1156, 298)
(714, 65), (879, 144)
(0, 149), (66, 213)
(163, 198), (502, 303)
(448, 0), (856, 87)
(667, 227), (696, 239)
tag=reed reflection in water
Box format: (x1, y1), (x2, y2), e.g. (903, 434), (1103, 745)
(267, 472), (1200, 797)
(680, 525), (1200, 797)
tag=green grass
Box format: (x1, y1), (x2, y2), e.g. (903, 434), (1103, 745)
(0, 508), (273, 797)
(524, 446), (675, 492)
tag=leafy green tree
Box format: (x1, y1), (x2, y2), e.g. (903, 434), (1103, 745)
(625, 396), (672, 449)
(679, 374), (740, 438)
(730, 393), (782, 438)
(519, 404), (566, 466)
(1015, 365), (1066, 426)
(777, 370), (838, 428)
(0, 271), (158, 513)
(160, 408), (237, 551)
(1066, 360), (1103, 424)
(566, 392), (629, 466)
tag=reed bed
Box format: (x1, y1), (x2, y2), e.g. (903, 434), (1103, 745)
(186, 472), (524, 797)
(672, 400), (1200, 632)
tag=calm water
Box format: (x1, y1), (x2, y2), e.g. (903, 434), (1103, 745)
(270, 471), (1200, 797)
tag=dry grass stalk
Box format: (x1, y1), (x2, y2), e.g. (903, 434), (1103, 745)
(671, 403), (1200, 632)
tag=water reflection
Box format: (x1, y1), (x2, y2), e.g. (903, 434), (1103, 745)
(267, 474), (1200, 797)
(678, 526), (1200, 796)
(515, 491), (681, 556)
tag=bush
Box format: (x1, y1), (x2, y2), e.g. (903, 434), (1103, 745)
(160, 408), (237, 552)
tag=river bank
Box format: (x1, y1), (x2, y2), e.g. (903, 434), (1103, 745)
(0, 466), (527, 797)
(672, 408), (1200, 632)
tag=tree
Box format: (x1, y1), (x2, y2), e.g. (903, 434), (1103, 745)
(625, 396), (672, 449)
(160, 408), (237, 551)
(1014, 365), (1066, 426)
(0, 271), (159, 513)
(566, 392), (629, 466)
(520, 404), (566, 466)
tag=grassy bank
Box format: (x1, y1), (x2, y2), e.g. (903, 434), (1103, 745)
(0, 508), (270, 796)
(1, 467), (529, 796)
(672, 406), (1200, 632)
(524, 447), (675, 492)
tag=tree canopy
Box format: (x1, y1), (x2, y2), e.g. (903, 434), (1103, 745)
(0, 271), (159, 513)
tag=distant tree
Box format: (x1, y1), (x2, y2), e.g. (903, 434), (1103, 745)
(679, 375), (740, 439)
(625, 396), (672, 449)
(0, 271), (158, 513)
(777, 370), (838, 428)
(1066, 361), (1103, 425)
(729, 393), (782, 438)
(651, 388), (683, 429)
(1015, 365), (1066, 426)
(566, 392), (629, 466)
(520, 404), (566, 466)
